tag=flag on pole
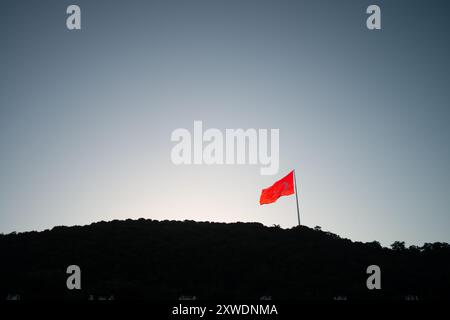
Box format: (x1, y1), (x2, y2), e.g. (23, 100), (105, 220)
(259, 170), (295, 205)
(260, 170), (301, 226)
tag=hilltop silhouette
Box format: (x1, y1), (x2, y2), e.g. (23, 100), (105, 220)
(0, 219), (449, 300)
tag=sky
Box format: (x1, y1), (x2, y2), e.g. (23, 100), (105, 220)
(0, 0), (449, 246)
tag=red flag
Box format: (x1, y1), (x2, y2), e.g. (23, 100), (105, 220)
(259, 170), (295, 205)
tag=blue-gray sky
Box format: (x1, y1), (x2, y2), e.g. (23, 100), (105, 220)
(1, 0), (449, 246)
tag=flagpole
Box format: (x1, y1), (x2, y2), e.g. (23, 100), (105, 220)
(293, 170), (301, 226)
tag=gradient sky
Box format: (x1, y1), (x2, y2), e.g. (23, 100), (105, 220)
(1, 0), (449, 246)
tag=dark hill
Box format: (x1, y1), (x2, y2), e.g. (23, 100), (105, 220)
(0, 219), (449, 300)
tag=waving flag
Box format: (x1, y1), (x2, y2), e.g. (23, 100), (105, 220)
(259, 170), (295, 205)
